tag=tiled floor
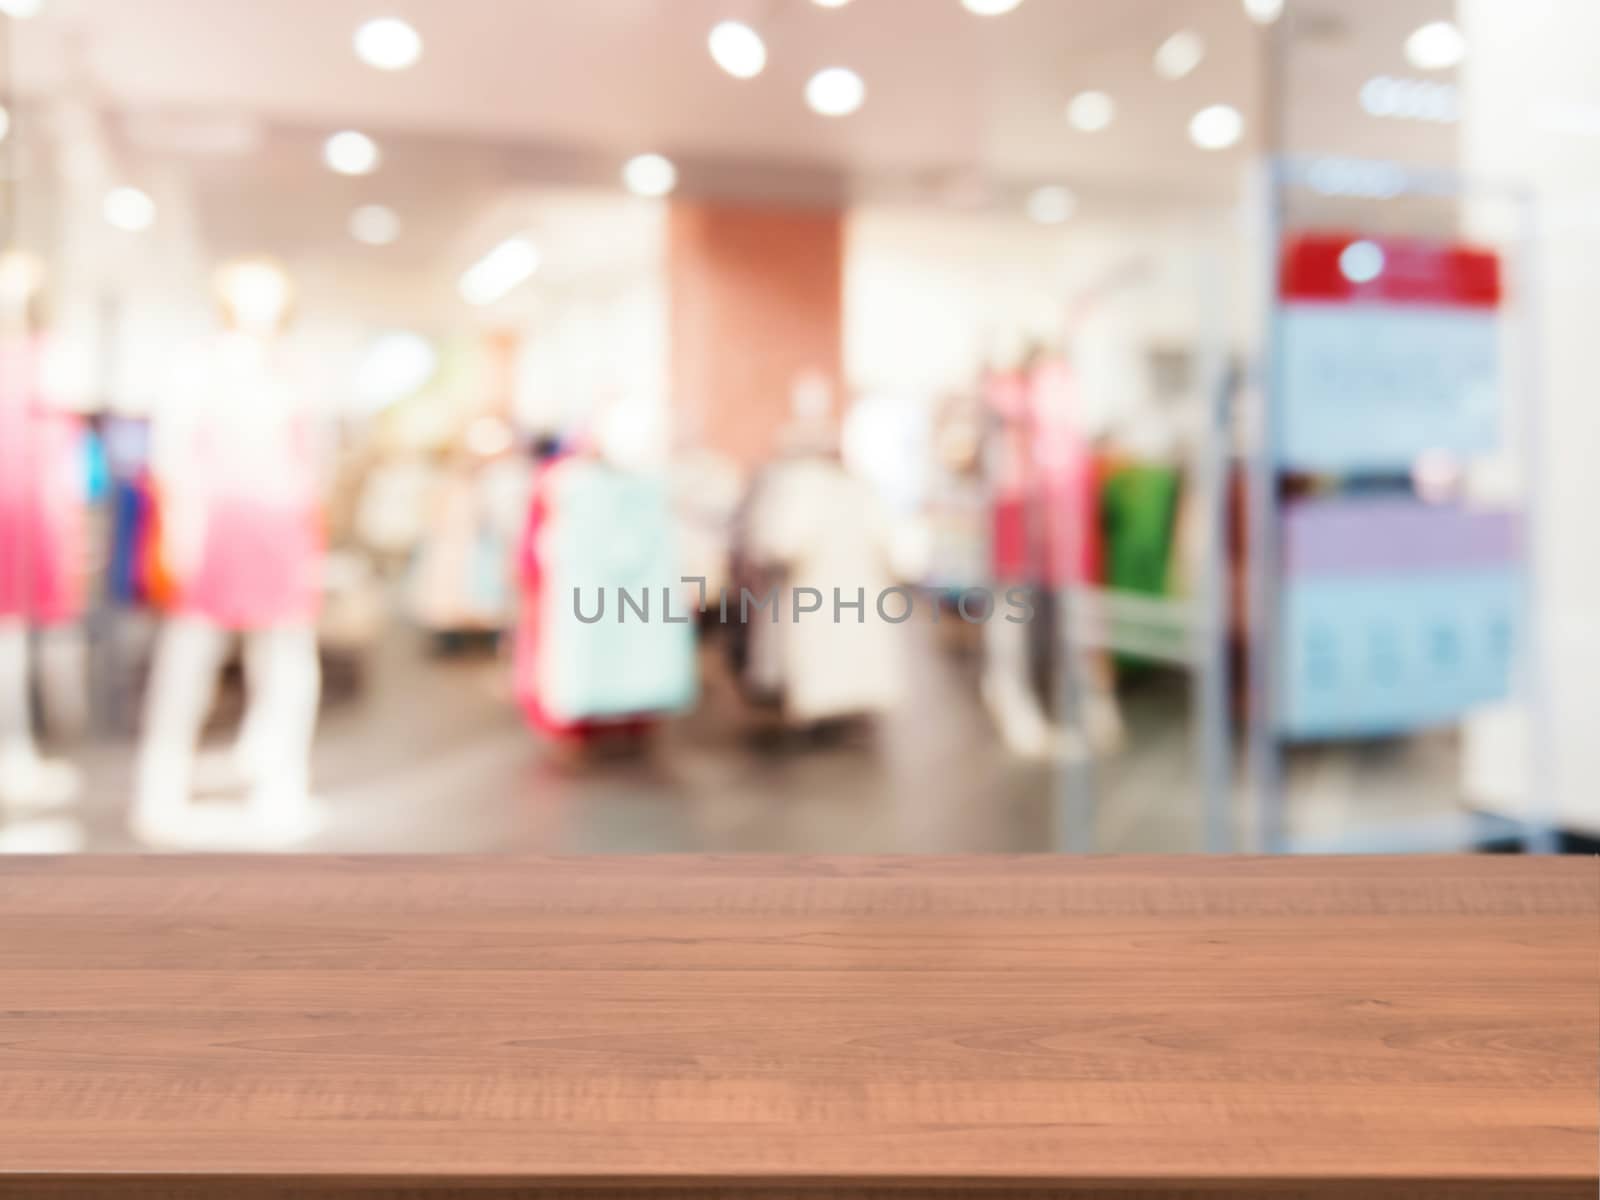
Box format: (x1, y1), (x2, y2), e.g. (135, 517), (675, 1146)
(5, 616), (1470, 854)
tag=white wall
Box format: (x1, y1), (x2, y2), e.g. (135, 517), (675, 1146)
(1460, 0), (1600, 834)
(843, 203), (1243, 433)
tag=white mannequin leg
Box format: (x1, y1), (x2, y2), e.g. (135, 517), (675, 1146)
(240, 623), (322, 845)
(132, 615), (226, 844)
(37, 624), (90, 741)
(980, 610), (1065, 760)
(0, 620), (33, 768)
(0, 618), (80, 811)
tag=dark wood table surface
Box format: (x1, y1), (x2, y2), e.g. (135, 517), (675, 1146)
(0, 855), (1594, 1199)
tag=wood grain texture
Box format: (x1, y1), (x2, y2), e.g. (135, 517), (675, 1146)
(0, 856), (1594, 1199)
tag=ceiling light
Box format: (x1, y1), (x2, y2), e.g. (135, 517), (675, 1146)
(806, 67), (865, 117)
(622, 153), (678, 197)
(1360, 76), (1459, 124)
(1154, 31), (1205, 80)
(1305, 157), (1405, 199)
(1026, 185), (1076, 225)
(459, 237), (539, 307)
(0, 0), (43, 18)
(349, 204), (402, 245)
(353, 17), (422, 70)
(354, 330), (437, 411)
(1188, 103), (1244, 150)
(323, 130), (381, 176)
(1241, 0), (1283, 24)
(102, 186), (155, 232)
(0, 106), (9, 142)
(1339, 240), (1385, 284)
(708, 20), (766, 79)
(961, 0), (1023, 14)
(1405, 20), (1466, 71)
(1066, 90), (1115, 132)
(811, 0), (852, 7)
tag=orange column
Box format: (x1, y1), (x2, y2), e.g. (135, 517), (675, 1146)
(666, 201), (844, 469)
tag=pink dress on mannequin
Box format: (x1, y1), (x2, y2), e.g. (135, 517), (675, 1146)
(170, 335), (322, 630)
(0, 336), (86, 626)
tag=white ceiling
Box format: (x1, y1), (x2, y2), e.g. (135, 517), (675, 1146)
(14, 0), (1458, 199)
(2, 0), (1461, 321)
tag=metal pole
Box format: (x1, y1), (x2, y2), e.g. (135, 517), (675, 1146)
(1514, 189), (1560, 855)
(1193, 248), (1234, 853)
(1246, 160), (1288, 854)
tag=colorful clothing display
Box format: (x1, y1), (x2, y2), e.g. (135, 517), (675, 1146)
(985, 363), (1101, 589)
(104, 417), (164, 607)
(515, 455), (696, 733)
(1100, 463), (1182, 598)
(0, 337), (88, 626)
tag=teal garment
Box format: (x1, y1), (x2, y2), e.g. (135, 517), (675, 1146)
(541, 461), (697, 721)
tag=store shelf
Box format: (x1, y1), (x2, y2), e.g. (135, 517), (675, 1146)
(0, 855), (1594, 1198)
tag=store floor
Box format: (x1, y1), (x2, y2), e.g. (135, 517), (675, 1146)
(11, 619), (1465, 854)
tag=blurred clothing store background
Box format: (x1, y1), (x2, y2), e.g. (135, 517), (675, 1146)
(0, 0), (1595, 854)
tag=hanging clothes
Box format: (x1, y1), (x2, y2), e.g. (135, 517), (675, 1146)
(1100, 462), (1182, 598)
(746, 454), (903, 724)
(515, 454), (696, 731)
(0, 335), (88, 626)
(410, 455), (529, 634)
(103, 415), (172, 608)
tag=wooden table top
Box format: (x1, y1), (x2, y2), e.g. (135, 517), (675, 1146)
(0, 855), (1594, 1199)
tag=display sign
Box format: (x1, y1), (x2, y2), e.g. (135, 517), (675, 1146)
(1280, 497), (1517, 739)
(1277, 234), (1503, 471)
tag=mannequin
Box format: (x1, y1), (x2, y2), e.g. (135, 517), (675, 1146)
(132, 258), (324, 848)
(746, 374), (904, 726)
(0, 250), (89, 813)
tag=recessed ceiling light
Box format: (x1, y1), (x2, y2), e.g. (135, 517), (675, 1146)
(354, 330), (437, 411)
(961, 0), (1023, 14)
(459, 237), (540, 307)
(806, 67), (865, 117)
(708, 20), (766, 79)
(349, 204), (402, 245)
(622, 153), (679, 197)
(1241, 0), (1283, 24)
(1189, 103), (1244, 150)
(353, 17), (422, 71)
(0, 0), (44, 18)
(102, 186), (156, 232)
(1360, 76), (1459, 124)
(1026, 185), (1077, 224)
(0, 106), (10, 142)
(323, 130), (381, 175)
(1154, 30), (1205, 80)
(1066, 90), (1115, 132)
(1306, 156), (1405, 198)
(811, 0), (852, 7)
(1405, 20), (1466, 71)
(1339, 240), (1385, 284)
